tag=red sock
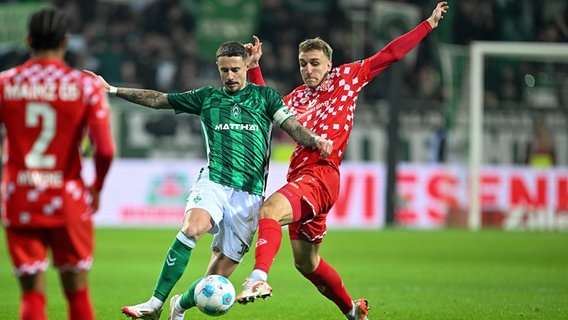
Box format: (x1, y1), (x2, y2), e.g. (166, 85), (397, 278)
(302, 258), (353, 314)
(65, 287), (94, 320)
(21, 291), (46, 320)
(253, 218), (282, 273)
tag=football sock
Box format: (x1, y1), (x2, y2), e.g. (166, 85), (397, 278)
(65, 287), (94, 320)
(253, 218), (282, 274)
(346, 305), (358, 319)
(302, 258), (353, 314)
(153, 232), (195, 301)
(21, 291), (46, 320)
(147, 296), (164, 309)
(250, 269), (268, 281)
(179, 278), (200, 309)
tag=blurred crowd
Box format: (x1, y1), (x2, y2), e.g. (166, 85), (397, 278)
(0, 0), (566, 106)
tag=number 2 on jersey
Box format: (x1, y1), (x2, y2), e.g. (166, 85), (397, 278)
(25, 102), (56, 169)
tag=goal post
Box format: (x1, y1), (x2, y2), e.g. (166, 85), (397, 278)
(468, 41), (568, 230)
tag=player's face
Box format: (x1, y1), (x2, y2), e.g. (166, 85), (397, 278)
(298, 49), (332, 89)
(217, 56), (247, 93)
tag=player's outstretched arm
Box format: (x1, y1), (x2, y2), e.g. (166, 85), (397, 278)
(83, 70), (172, 110)
(281, 117), (333, 159)
(365, 1), (449, 77)
(427, 1), (449, 29)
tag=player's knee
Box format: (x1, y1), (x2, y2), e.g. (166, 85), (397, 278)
(181, 212), (214, 240)
(258, 204), (279, 220)
(180, 225), (203, 241)
(259, 202), (293, 225)
(294, 258), (317, 274)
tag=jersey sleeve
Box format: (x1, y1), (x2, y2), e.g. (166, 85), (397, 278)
(248, 66), (266, 86)
(273, 106), (294, 127)
(167, 86), (214, 115)
(367, 20), (433, 78)
(263, 87), (293, 126)
(89, 122), (114, 191)
(84, 77), (115, 192)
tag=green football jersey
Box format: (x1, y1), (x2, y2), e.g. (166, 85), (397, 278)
(167, 84), (293, 196)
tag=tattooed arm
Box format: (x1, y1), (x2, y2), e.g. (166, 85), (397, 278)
(281, 116), (333, 159)
(114, 88), (171, 110)
(83, 70), (171, 109)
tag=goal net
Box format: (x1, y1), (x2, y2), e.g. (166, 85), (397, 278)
(440, 41), (568, 230)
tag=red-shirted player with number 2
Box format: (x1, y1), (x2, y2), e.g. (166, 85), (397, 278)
(0, 8), (114, 320)
(237, 2), (449, 319)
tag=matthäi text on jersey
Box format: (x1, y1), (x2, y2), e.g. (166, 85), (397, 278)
(214, 123), (259, 131)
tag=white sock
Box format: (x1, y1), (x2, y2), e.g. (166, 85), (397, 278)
(174, 296), (185, 311)
(250, 269), (268, 281)
(149, 296), (164, 308)
(344, 301), (356, 319)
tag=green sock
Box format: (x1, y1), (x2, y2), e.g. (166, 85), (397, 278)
(152, 236), (193, 301)
(179, 278), (201, 309)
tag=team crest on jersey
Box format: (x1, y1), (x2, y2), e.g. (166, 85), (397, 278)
(319, 79), (332, 91)
(231, 103), (241, 118)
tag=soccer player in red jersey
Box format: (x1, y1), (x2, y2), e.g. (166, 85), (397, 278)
(237, 2), (449, 319)
(0, 8), (114, 320)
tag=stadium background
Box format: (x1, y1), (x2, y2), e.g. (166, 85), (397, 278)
(1, 0), (567, 230)
(1, 1), (568, 319)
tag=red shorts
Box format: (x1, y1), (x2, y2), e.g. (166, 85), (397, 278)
(5, 218), (94, 277)
(278, 163), (339, 244)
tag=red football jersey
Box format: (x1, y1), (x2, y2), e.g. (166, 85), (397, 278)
(284, 62), (369, 173)
(0, 58), (114, 228)
(284, 21), (433, 177)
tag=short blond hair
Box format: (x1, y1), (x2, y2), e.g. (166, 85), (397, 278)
(298, 37), (333, 61)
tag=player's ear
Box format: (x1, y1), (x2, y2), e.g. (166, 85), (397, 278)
(25, 35), (33, 49)
(60, 34), (69, 51)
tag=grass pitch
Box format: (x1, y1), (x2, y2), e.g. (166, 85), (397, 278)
(1, 227), (567, 319)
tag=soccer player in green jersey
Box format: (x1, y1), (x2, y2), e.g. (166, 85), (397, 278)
(84, 40), (332, 320)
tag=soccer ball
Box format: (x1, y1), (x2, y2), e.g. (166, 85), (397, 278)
(194, 275), (235, 316)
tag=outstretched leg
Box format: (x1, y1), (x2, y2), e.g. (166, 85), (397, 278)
(121, 232), (194, 320)
(122, 207), (212, 319)
(169, 250), (240, 319)
(236, 192), (294, 303)
(292, 240), (370, 320)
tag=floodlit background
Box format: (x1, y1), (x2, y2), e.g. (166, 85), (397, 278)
(1, 1), (568, 319)
(1, 0), (567, 230)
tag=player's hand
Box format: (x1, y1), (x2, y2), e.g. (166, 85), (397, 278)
(82, 70), (112, 93)
(316, 137), (333, 159)
(427, 1), (449, 29)
(244, 35), (263, 69)
(87, 185), (100, 214)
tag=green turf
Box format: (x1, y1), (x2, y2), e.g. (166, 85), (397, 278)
(1, 227), (567, 319)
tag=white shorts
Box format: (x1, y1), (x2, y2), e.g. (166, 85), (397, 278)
(185, 168), (263, 262)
